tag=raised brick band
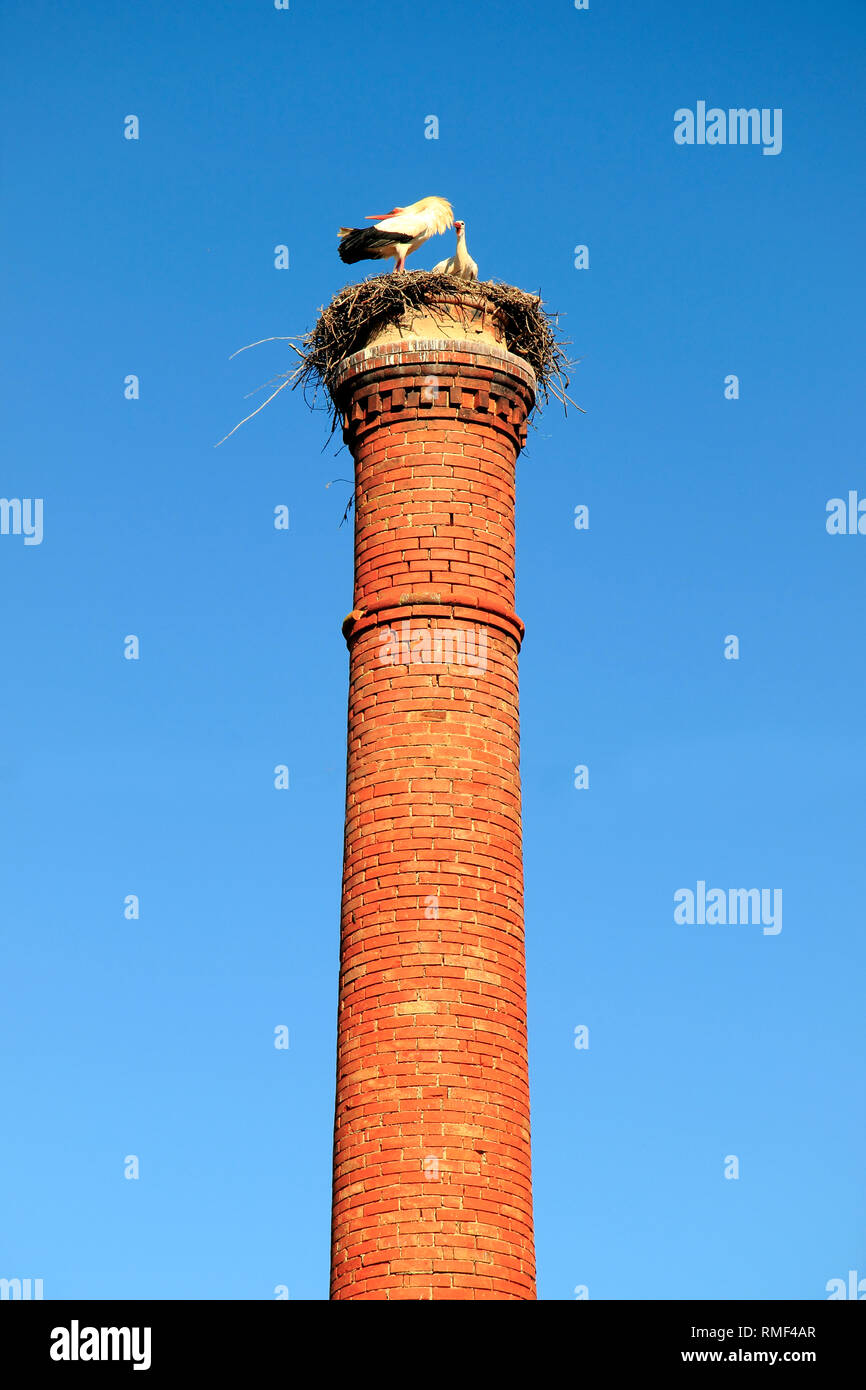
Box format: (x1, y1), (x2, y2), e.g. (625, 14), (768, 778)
(330, 326), (537, 1301)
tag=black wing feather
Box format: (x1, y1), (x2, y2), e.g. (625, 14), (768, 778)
(338, 227), (414, 264)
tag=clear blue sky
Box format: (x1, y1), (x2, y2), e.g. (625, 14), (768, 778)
(1, 0), (864, 1301)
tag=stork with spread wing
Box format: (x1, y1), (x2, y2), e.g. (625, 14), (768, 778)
(338, 196), (453, 273)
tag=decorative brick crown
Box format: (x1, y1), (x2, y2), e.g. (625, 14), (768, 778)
(333, 338), (536, 452)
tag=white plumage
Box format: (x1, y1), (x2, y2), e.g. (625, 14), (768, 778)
(431, 221), (478, 280)
(338, 196), (453, 273)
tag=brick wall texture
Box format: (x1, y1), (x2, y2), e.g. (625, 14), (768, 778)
(329, 327), (537, 1301)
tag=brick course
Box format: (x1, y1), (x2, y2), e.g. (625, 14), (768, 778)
(330, 325), (536, 1301)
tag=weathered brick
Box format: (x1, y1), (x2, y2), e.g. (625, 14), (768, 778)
(330, 297), (537, 1302)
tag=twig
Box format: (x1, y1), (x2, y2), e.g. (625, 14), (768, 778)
(243, 372), (289, 400)
(229, 335), (296, 360)
(214, 378), (293, 447)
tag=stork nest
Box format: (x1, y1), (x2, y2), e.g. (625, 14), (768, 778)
(216, 271), (579, 448)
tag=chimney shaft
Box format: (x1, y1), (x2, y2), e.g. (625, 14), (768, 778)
(330, 293), (536, 1301)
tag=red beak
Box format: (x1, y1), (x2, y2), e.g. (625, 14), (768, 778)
(365, 206), (404, 220)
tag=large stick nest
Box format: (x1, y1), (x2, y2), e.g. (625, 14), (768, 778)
(216, 271), (579, 448)
(301, 270), (575, 416)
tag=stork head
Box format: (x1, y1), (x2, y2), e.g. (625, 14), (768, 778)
(454, 220), (465, 235)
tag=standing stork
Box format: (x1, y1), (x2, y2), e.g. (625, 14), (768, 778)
(431, 220), (478, 280)
(338, 196), (453, 273)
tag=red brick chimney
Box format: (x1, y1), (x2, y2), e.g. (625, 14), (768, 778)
(329, 286), (536, 1301)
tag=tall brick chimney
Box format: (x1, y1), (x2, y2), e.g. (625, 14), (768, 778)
(329, 285), (536, 1301)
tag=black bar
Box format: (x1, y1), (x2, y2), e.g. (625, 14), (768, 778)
(1, 1299), (861, 1374)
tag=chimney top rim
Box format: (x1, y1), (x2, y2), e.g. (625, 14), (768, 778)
(332, 337), (537, 391)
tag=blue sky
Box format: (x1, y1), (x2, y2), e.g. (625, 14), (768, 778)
(1, 0), (864, 1300)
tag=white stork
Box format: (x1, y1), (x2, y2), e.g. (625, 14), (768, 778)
(431, 220), (478, 280)
(338, 196), (453, 273)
